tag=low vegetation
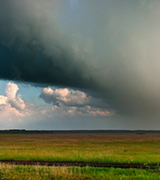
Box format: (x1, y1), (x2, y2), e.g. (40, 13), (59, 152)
(0, 134), (159, 179)
(0, 134), (159, 164)
(0, 164), (159, 180)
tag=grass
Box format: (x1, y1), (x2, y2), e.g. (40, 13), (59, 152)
(0, 134), (160, 179)
(0, 164), (159, 180)
(0, 134), (159, 164)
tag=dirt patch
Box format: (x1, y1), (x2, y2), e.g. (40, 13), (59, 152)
(0, 134), (160, 142)
(0, 160), (157, 169)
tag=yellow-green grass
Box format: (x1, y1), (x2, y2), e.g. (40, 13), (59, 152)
(0, 134), (159, 164)
(0, 164), (159, 180)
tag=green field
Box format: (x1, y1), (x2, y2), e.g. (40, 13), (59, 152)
(0, 134), (160, 179)
(0, 134), (159, 164)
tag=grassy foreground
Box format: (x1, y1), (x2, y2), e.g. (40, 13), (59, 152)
(0, 134), (159, 164)
(0, 164), (159, 180)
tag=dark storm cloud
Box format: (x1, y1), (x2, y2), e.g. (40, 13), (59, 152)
(0, 0), (96, 90)
(1, 0), (160, 122)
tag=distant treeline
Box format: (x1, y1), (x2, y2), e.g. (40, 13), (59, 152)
(0, 129), (160, 134)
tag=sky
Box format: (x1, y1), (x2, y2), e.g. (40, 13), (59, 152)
(0, 0), (160, 130)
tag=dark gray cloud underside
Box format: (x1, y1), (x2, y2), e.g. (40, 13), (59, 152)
(0, 0), (101, 92)
(0, 44), (96, 89)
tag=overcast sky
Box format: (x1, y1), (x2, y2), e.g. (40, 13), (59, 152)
(0, 0), (160, 130)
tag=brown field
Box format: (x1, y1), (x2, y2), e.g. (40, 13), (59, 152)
(0, 133), (160, 142)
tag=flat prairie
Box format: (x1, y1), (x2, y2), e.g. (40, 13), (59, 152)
(0, 134), (159, 165)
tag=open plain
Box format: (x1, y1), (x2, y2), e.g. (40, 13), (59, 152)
(0, 133), (160, 179)
(0, 133), (160, 164)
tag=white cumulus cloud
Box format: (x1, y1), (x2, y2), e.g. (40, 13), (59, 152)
(0, 96), (7, 105)
(5, 83), (19, 100)
(40, 87), (90, 107)
(40, 87), (115, 117)
(5, 82), (25, 110)
(0, 82), (37, 123)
